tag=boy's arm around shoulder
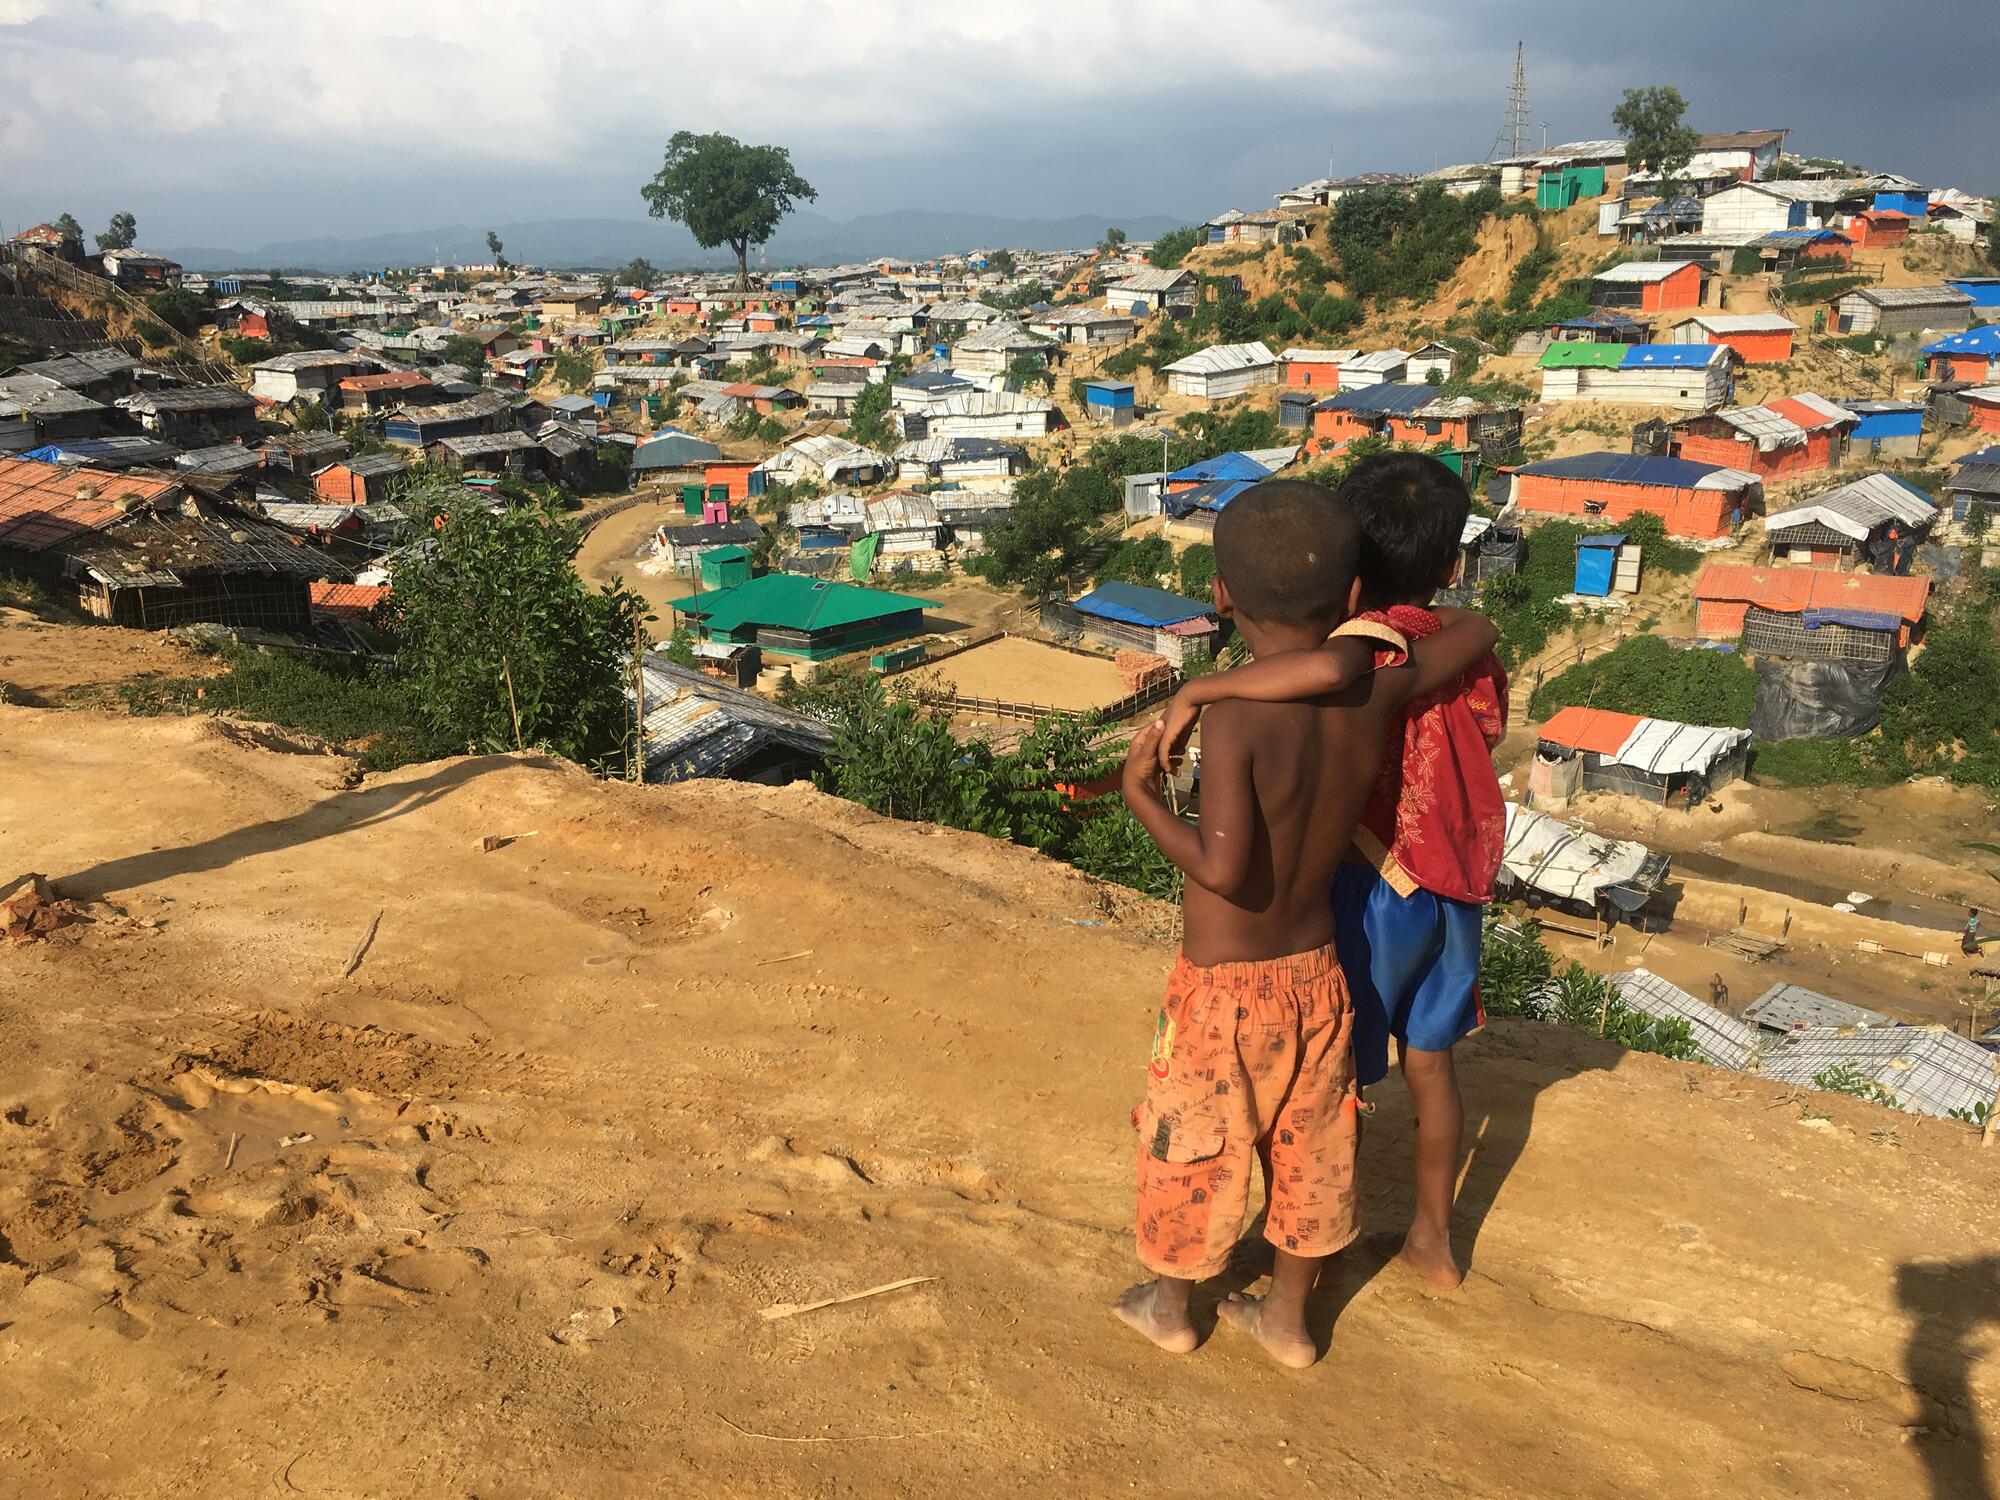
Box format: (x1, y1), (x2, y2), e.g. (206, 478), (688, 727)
(1154, 638), (1379, 774)
(1399, 607), (1501, 701)
(1123, 706), (1256, 898)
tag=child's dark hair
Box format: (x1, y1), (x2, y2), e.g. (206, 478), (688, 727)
(1211, 479), (1357, 624)
(1336, 452), (1471, 605)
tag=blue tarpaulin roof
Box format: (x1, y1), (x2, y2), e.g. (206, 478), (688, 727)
(1923, 326), (2000, 356)
(1558, 309), (1644, 330)
(1162, 477), (1259, 516)
(1311, 383), (1434, 415)
(1763, 228), (1845, 245)
(1514, 452), (1745, 488)
(1803, 608), (1902, 632)
(1167, 451), (1272, 485)
(1070, 579), (1213, 627)
(1576, 532), (1627, 549)
(1620, 343), (1723, 369)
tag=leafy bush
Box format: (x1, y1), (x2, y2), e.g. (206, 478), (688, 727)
(551, 351), (595, 392)
(1728, 245), (1766, 276)
(845, 379), (893, 449)
(379, 483), (647, 769)
(1178, 543), (1217, 600)
(1505, 246), (1557, 310)
(1477, 915), (1699, 1061)
(147, 288), (208, 335)
(1148, 227), (1200, 269)
(1308, 291), (1364, 335)
(801, 675), (1177, 899)
(118, 645), (458, 772)
(1778, 274), (1869, 306)
(1096, 535), (1175, 588)
(1328, 183), (1498, 305)
(1529, 634), (1757, 726)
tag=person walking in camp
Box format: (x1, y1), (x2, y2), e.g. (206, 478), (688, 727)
(1967, 908), (1984, 958)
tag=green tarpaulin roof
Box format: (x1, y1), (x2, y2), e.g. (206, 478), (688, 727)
(666, 572), (935, 634)
(1538, 342), (1631, 369)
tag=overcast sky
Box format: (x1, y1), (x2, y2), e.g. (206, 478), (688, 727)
(2, 0), (1993, 251)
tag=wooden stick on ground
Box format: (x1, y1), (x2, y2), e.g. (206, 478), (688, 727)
(223, 1132), (240, 1171)
(757, 949), (814, 966)
(712, 1413), (938, 1444)
(759, 1276), (936, 1322)
(340, 909), (384, 979)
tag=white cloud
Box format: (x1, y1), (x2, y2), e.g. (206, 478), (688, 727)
(0, 0), (1409, 170)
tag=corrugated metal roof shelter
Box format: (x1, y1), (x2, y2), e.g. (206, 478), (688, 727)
(1162, 341), (1278, 376)
(634, 653), (833, 784)
(1744, 982), (1891, 1033)
(1764, 474), (1935, 542)
(1759, 1025), (1997, 1119)
(1610, 969), (1761, 1070)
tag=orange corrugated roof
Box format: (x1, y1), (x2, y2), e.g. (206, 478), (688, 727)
(309, 581), (387, 620)
(1693, 564), (1930, 623)
(1538, 706), (1643, 755)
(339, 371), (431, 391)
(0, 458), (178, 553)
(1767, 396), (1846, 432)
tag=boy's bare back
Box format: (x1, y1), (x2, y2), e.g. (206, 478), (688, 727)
(1175, 669), (1401, 967)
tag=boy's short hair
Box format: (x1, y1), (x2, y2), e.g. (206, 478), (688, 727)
(1211, 479), (1357, 624)
(1337, 452), (1472, 603)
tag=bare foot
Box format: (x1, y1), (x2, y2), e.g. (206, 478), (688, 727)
(1217, 1292), (1318, 1369)
(1394, 1226), (1464, 1290)
(1226, 1236), (1276, 1277)
(1112, 1281), (1198, 1355)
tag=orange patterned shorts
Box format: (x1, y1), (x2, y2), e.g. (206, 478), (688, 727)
(1133, 944), (1361, 1279)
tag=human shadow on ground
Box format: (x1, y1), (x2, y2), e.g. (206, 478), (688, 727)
(57, 756), (551, 900)
(1898, 1255), (2000, 1500)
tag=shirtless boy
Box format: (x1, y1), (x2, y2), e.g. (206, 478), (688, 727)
(1112, 479), (1496, 1369)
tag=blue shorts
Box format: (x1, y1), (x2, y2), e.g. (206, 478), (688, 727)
(1331, 862), (1485, 1088)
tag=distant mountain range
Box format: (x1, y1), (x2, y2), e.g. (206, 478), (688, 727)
(159, 210), (1191, 274)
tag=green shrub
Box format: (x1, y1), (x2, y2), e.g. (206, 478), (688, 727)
(118, 646), (459, 772)
(1728, 245), (1766, 276)
(1529, 634), (1757, 726)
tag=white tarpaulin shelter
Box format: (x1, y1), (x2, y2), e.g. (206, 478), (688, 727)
(1611, 719), (1752, 777)
(1498, 804), (1664, 907)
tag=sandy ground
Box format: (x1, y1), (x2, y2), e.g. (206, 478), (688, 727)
(905, 634), (1130, 712)
(574, 493), (701, 626)
(0, 611), (217, 708)
(3, 699), (2000, 1498)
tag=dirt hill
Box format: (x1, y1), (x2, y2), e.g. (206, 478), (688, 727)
(3, 701), (1998, 1498)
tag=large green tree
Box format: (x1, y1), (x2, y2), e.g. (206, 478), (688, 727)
(1612, 86), (1703, 191)
(380, 483), (648, 768)
(52, 213), (83, 243)
(485, 229), (508, 273)
(641, 131), (816, 290)
(617, 256), (660, 289)
(95, 210), (137, 252)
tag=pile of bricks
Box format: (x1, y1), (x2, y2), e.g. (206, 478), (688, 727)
(1114, 650), (1172, 695)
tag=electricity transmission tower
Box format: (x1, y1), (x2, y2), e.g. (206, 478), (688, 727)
(1489, 42), (1530, 160)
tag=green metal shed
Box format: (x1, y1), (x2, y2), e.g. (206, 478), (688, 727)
(699, 545), (753, 589)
